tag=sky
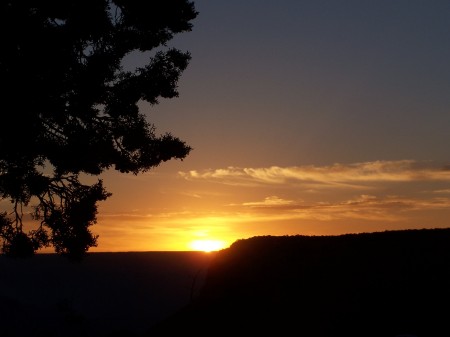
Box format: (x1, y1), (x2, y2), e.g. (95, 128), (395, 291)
(59, 1), (450, 251)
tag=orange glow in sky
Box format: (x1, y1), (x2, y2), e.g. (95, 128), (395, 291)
(82, 160), (450, 252)
(11, 1), (450, 253)
(189, 239), (226, 252)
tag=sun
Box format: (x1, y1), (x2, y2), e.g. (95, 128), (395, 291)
(190, 239), (226, 252)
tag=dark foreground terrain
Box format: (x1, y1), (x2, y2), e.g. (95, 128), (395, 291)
(0, 251), (214, 337)
(148, 228), (450, 337)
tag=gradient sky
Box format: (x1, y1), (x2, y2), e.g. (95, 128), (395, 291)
(56, 1), (450, 251)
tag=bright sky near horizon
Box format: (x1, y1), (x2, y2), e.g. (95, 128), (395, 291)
(75, 1), (450, 251)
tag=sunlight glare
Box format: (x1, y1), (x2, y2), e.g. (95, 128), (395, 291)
(190, 239), (225, 252)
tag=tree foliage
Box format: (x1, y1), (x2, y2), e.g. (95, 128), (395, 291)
(0, 0), (197, 259)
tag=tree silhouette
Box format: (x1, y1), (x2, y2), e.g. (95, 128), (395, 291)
(0, 0), (197, 260)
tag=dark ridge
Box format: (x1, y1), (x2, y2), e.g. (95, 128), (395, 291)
(147, 228), (450, 337)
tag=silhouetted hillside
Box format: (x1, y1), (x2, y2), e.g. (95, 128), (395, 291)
(147, 228), (450, 337)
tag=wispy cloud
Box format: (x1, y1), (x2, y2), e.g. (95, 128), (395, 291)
(179, 160), (450, 188)
(98, 194), (450, 227)
(235, 194), (450, 222)
(433, 189), (450, 194)
(242, 196), (295, 207)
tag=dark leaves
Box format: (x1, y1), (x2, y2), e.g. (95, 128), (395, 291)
(0, 0), (196, 258)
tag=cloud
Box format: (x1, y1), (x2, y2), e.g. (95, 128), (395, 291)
(433, 189), (450, 194)
(106, 193), (450, 227)
(179, 160), (450, 184)
(179, 160), (450, 188)
(236, 194), (450, 222)
(242, 196), (294, 207)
